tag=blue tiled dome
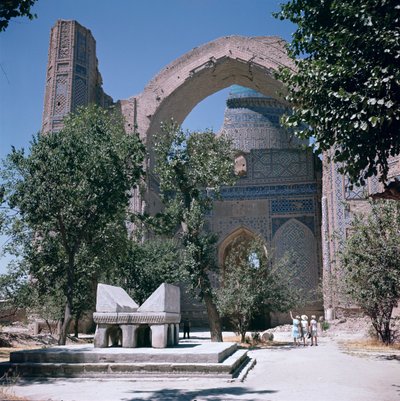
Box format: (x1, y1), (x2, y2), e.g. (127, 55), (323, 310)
(228, 85), (267, 99)
(220, 85), (305, 151)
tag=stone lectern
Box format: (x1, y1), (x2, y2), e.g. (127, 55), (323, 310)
(93, 283), (181, 348)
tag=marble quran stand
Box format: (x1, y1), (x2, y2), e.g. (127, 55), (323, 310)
(93, 283), (181, 348)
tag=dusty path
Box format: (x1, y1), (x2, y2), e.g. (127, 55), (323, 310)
(4, 330), (400, 401)
(244, 339), (400, 401)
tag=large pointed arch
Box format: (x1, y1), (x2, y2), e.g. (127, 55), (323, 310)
(120, 36), (294, 159)
(272, 218), (319, 292)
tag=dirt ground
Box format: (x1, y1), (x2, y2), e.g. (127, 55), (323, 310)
(1, 318), (400, 401)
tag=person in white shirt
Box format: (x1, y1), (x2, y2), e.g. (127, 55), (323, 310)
(300, 315), (309, 346)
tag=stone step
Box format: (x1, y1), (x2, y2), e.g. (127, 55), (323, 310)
(9, 342), (237, 364)
(0, 349), (249, 379)
(0, 342), (252, 379)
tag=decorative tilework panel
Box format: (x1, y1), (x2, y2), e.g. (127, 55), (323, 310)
(250, 149), (314, 182)
(75, 65), (87, 76)
(54, 74), (68, 116)
(273, 219), (318, 292)
(57, 63), (69, 72)
(344, 176), (367, 200)
(272, 216), (315, 236)
(334, 165), (346, 241)
(271, 198), (314, 215)
(73, 76), (87, 109)
(58, 21), (71, 59)
(368, 175), (381, 194)
(219, 183), (318, 200)
(321, 196), (330, 272)
(213, 217), (270, 244)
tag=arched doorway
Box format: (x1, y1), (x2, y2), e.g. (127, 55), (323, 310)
(218, 226), (258, 272)
(218, 227), (270, 329)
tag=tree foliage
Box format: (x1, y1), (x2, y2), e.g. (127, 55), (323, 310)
(340, 200), (400, 344)
(154, 120), (236, 341)
(0, 0), (38, 32)
(115, 237), (184, 305)
(0, 105), (144, 344)
(275, 0), (400, 187)
(215, 236), (302, 342)
(0, 260), (31, 319)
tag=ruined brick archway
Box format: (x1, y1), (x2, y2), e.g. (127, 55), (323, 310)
(120, 36), (295, 154)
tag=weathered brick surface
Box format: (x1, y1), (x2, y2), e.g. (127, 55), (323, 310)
(42, 20), (113, 133)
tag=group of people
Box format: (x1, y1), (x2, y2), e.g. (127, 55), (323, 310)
(290, 311), (318, 347)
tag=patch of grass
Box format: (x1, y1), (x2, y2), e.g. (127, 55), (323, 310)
(321, 321), (330, 331)
(0, 387), (29, 401)
(340, 338), (400, 352)
(0, 345), (42, 363)
(0, 367), (27, 401)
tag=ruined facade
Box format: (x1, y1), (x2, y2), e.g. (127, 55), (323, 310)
(322, 153), (400, 318)
(213, 86), (322, 323)
(41, 20), (398, 324)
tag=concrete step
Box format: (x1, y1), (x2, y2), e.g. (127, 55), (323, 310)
(9, 343), (237, 364)
(0, 343), (251, 379)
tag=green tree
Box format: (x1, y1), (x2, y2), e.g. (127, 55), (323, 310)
(0, 0), (38, 32)
(275, 0), (400, 194)
(0, 215), (132, 337)
(340, 200), (400, 344)
(216, 236), (302, 342)
(0, 105), (144, 344)
(116, 237), (184, 305)
(0, 259), (32, 322)
(154, 120), (236, 342)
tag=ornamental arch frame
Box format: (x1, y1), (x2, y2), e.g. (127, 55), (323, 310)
(218, 226), (259, 268)
(217, 226), (269, 285)
(272, 218), (319, 292)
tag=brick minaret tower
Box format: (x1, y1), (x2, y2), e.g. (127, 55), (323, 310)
(41, 20), (113, 133)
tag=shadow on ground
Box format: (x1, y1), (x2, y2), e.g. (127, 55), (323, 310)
(121, 386), (278, 401)
(245, 342), (294, 351)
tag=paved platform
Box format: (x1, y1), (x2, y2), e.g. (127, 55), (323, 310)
(5, 334), (400, 401)
(0, 340), (252, 379)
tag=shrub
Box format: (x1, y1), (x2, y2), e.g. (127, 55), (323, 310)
(321, 321), (330, 331)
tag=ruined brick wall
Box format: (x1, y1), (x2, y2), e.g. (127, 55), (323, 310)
(322, 152), (399, 317)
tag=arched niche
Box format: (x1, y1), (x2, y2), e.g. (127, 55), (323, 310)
(234, 153), (247, 177)
(218, 226), (265, 278)
(120, 35), (294, 166)
(272, 218), (319, 293)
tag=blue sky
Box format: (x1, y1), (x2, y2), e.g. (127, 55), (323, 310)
(0, 0), (295, 272)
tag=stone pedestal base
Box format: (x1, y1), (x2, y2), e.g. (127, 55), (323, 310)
(93, 316), (180, 349)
